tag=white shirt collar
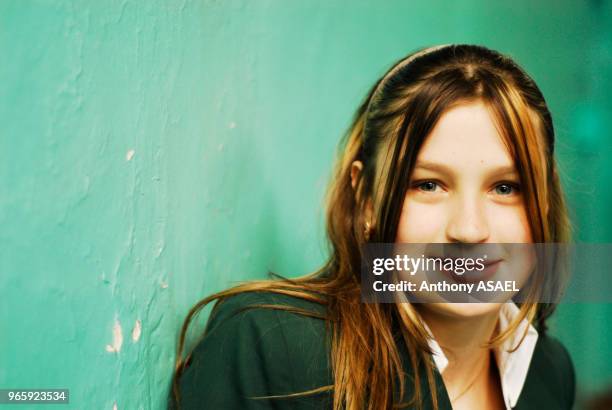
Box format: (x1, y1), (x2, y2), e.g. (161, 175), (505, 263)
(426, 303), (539, 409)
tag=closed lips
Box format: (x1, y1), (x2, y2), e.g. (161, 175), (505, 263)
(450, 259), (502, 283)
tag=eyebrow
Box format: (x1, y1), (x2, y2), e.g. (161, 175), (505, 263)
(412, 161), (519, 178)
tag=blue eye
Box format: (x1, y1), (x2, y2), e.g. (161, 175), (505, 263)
(495, 183), (519, 195)
(417, 181), (439, 192)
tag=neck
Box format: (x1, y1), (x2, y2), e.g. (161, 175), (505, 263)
(416, 305), (501, 401)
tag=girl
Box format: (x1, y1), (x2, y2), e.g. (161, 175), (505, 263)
(170, 44), (575, 410)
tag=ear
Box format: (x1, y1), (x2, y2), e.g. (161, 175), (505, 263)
(350, 160), (363, 190)
(350, 160), (374, 224)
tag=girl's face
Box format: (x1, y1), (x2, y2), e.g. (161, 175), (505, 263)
(396, 101), (533, 317)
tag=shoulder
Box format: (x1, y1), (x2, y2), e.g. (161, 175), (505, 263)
(175, 290), (333, 409)
(212, 290), (328, 321)
(519, 333), (576, 409)
(204, 290), (329, 345)
(533, 333), (574, 371)
(209, 290), (333, 379)
(533, 333), (575, 391)
(194, 289), (330, 356)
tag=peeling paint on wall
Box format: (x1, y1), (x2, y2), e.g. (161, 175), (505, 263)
(131, 319), (142, 343)
(105, 318), (123, 353)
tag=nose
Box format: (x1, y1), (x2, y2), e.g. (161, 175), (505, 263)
(445, 196), (490, 243)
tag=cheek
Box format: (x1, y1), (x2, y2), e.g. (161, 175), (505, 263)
(395, 199), (446, 242)
(487, 204), (533, 242)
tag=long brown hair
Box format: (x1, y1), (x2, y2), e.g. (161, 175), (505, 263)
(171, 44), (571, 410)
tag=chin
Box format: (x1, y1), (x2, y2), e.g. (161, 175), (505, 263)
(420, 302), (503, 319)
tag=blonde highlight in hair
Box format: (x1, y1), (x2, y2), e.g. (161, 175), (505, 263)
(171, 45), (571, 410)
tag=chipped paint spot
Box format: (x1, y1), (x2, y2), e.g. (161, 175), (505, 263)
(113, 402), (117, 410)
(132, 319), (142, 342)
(228, 121), (236, 129)
(217, 143), (224, 151)
(160, 280), (168, 289)
(105, 318), (123, 353)
(126, 149), (135, 161)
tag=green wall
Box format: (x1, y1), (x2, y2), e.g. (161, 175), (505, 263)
(1, 1), (610, 408)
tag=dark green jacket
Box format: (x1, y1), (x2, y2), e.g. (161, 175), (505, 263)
(171, 291), (575, 409)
